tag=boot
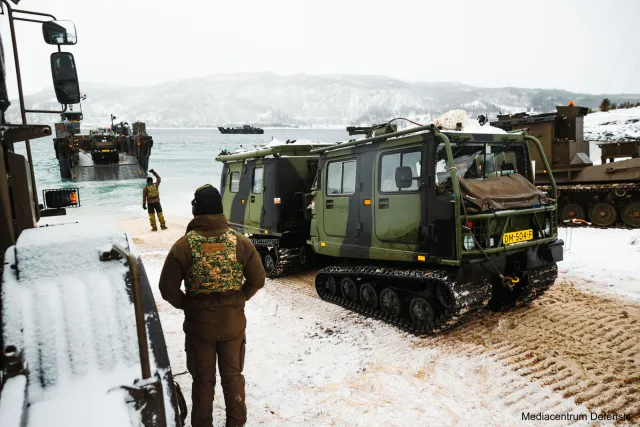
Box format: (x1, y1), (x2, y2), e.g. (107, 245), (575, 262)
(149, 213), (157, 231)
(158, 212), (167, 230)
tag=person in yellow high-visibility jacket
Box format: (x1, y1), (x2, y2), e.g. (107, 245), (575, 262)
(142, 169), (167, 231)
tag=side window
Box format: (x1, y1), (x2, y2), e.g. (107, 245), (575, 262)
(327, 162), (342, 195)
(342, 160), (356, 194)
(326, 159), (357, 195)
(230, 172), (240, 193)
(252, 167), (263, 194)
(380, 150), (421, 192)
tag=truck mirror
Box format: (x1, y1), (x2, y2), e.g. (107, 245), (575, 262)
(50, 52), (81, 104)
(395, 166), (413, 189)
(42, 20), (77, 45)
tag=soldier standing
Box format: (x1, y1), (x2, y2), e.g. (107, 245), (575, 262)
(159, 184), (266, 427)
(142, 168), (167, 231)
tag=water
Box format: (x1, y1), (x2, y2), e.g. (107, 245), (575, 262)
(16, 129), (350, 224)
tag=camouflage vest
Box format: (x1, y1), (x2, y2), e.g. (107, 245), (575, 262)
(147, 184), (159, 198)
(185, 230), (244, 296)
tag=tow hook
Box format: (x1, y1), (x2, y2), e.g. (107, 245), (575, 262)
(501, 275), (520, 290)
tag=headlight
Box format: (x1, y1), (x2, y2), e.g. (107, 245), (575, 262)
(544, 219), (551, 236)
(463, 234), (475, 250)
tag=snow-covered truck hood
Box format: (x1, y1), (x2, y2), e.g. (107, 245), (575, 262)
(1, 222), (177, 427)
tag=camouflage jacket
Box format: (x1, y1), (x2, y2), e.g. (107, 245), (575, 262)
(185, 230), (244, 295)
(159, 214), (266, 341)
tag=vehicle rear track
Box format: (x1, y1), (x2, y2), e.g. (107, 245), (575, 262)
(250, 237), (309, 278)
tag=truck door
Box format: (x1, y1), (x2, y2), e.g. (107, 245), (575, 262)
(248, 164), (264, 227)
(374, 149), (423, 243)
(323, 157), (359, 238)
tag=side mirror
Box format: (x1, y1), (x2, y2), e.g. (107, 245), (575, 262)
(50, 52), (81, 105)
(395, 166), (414, 189)
(43, 188), (80, 209)
(42, 20), (77, 45)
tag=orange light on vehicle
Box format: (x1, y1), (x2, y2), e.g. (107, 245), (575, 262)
(320, 242), (326, 247)
(417, 255), (426, 262)
(70, 192), (77, 203)
(363, 199), (371, 205)
(241, 199), (245, 204)
(568, 100), (575, 106)
(263, 230), (268, 234)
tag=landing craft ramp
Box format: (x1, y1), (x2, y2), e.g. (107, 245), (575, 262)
(70, 151), (146, 181)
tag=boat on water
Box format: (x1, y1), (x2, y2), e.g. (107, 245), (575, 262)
(218, 124), (264, 134)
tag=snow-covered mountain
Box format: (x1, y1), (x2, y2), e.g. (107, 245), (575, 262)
(7, 72), (640, 128)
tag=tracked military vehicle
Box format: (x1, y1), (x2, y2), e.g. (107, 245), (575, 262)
(491, 105), (640, 228)
(216, 140), (336, 276)
(217, 124), (563, 334)
(0, 4), (186, 425)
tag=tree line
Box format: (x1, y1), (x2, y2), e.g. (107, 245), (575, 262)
(598, 98), (640, 112)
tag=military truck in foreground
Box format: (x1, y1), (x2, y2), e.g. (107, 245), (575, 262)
(217, 124), (563, 334)
(491, 105), (640, 228)
(0, 3), (185, 426)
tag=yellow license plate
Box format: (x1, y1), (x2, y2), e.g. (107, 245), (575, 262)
(101, 149), (110, 152)
(503, 229), (533, 245)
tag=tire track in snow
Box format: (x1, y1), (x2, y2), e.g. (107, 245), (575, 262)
(270, 273), (639, 424)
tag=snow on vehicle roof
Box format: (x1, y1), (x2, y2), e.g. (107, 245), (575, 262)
(222, 137), (336, 156)
(584, 106), (640, 141)
(2, 222), (176, 427)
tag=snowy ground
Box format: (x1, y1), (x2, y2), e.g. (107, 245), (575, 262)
(558, 227), (640, 301)
(117, 217), (640, 427)
(584, 106), (640, 141)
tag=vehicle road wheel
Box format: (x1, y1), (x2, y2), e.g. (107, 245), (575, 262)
(380, 288), (402, 317)
(360, 283), (378, 310)
(622, 202), (640, 228)
(589, 202), (617, 227)
(409, 297), (435, 327)
(561, 202), (585, 222)
(324, 275), (338, 296)
(340, 278), (358, 302)
(263, 251), (278, 277)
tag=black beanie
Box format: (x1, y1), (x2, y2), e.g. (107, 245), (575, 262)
(192, 184), (223, 215)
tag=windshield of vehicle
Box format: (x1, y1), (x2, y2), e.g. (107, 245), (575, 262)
(435, 142), (528, 193)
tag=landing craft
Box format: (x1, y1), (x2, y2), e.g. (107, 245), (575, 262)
(216, 121), (564, 334)
(0, 3), (186, 425)
(54, 107), (154, 181)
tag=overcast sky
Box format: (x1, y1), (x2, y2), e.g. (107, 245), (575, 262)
(2, 0), (640, 97)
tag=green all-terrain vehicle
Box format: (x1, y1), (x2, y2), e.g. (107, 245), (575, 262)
(217, 124), (563, 334)
(216, 140), (336, 276)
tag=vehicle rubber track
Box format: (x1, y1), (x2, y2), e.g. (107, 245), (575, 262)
(316, 264), (558, 336)
(250, 237), (308, 279)
(315, 265), (491, 335)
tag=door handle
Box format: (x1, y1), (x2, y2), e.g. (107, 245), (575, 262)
(326, 200), (334, 209)
(251, 195), (255, 202)
(379, 198), (389, 209)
